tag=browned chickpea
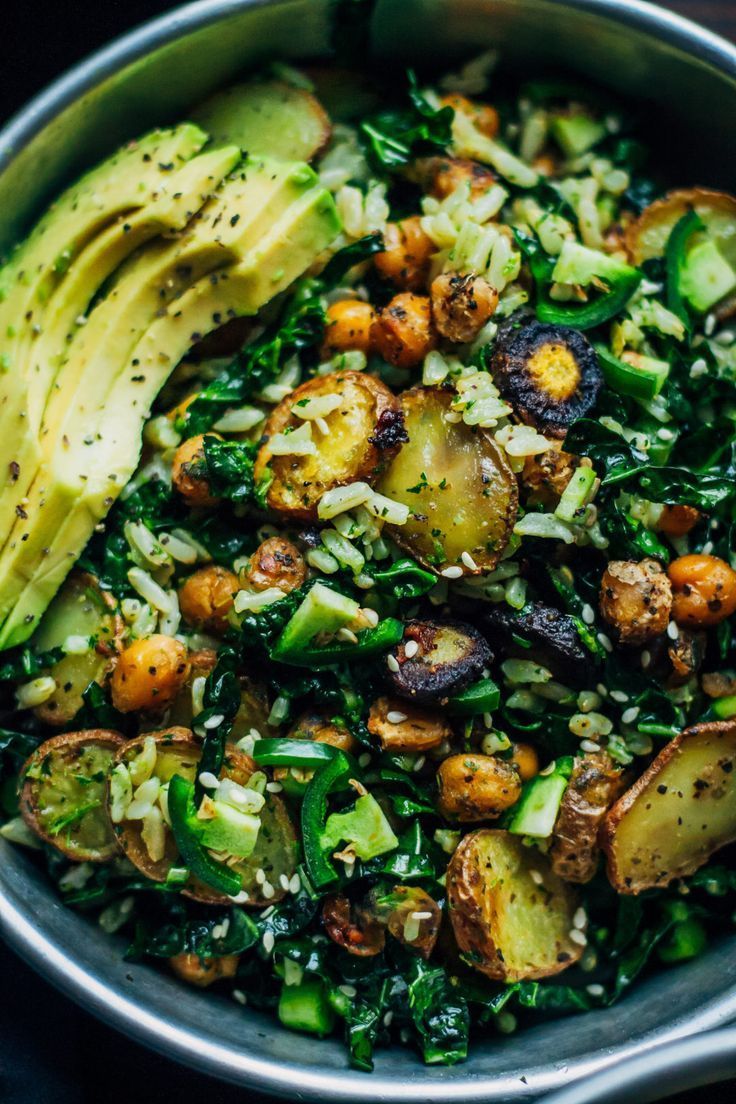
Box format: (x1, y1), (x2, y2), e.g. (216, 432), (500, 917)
(370, 292), (437, 369)
(430, 272), (498, 344)
(430, 157), (497, 200)
(374, 217), (435, 291)
(178, 565), (239, 634)
(599, 558), (672, 646)
(367, 696), (450, 752)
(241, 537), (307, 595)
(290, 711), (357, 754)
(111, 635), (190, 713)
(657, 504), (701, 538)
(440, 93), (500, 138)
(669, 554), (736, 627)
(321, 299), (375, 358)
(509, 742), (539, 782)
(522, 448), (581, 507)
(437, 753), (521, 822)
(169, 953), (240, 988)
(171, 434), (221, 508)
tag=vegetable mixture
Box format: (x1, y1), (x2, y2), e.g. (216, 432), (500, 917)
(3, 48), (736, 1070)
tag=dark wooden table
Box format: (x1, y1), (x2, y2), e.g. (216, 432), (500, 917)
(1, 2), (735, 1102)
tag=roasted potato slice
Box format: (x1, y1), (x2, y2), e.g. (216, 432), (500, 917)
(388, 618), (491, 703)
(254, 370), (403, 521)
(376, 387), (518, 574)
(166, 650), (272, 741)
(113, 728), (296, 905)
(625, 187), (736, 266)
(601, 720), (736, 894)
(447, 829), (582, 980)
(367, 696), (450, 752)
(550, 752), (625, 884)
(490, 321), (602, 438)
(20, 730), (123, 861)
(31, 572), (122, 726)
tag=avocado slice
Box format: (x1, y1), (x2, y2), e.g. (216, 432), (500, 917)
(0, 170), (339, 644)
(0, 125), (209, 543)
(198, 800), (261, 858)
(679, 237), (736, 312)
(191, 80), (331, 163)
(0, 156), (317, 602)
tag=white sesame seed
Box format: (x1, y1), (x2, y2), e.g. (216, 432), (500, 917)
(198, 771), (220, 790)
(705, 312), (716, 336)
(701, 540), (714, 555)
(640, 649), (651, 669)
(657, 427), (674, 441)
(580, 739), (601, 753)
(440, 565), (463, 579)
(586, 983), (605, 998)
(266, 781), (283, 793)
(482, 712), (493, 729)
(461, 551), (478, 571)
(621, 706), (640, 724)
(203, 713), (224, 730)
(609, 690), (628, 703)
(383, 1011), (394, 1027)
(596, 631), (613, 653)
(289, 872), (301, 894)
(260, 905), (276, 919)
(228, 890), (250, 904)
(316, 417), (330, 436)
(689, 357), (707, 378)
(529, 869), (544, 886)
(255, 868), (266, 885)
(337, 627), (359, 644)
(387, 654), (400, 673)
(581, 603), (595, 625)
(573, 907), (587, 930)
(279, 874), (290, 891)
(539, 762), (556, 776)
(569, 928), (587, 946)
(413, 755), (426, 772)
(261, 881), (275, 899)
(361, 607), (379, 628)
(358, 752), (371, 768)
(339, 984), (357, 998)
(232, 989), (247, 1005)
(262, 931), (275, 955)
(404, 639), (419, 659)
(387, 710), (408, 724)
(666, 620), (679, 641)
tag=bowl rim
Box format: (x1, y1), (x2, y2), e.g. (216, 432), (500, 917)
(2, 0), (736, 1099)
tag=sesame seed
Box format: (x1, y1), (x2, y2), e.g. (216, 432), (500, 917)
(262, 931), (275, 954)
(657, 427), (674, 441)
(289, 872), (301, 894)
(596, 683), (609, 697)
(581, 603), (595, 625)
(586, 983), (605, 998)
(198, 771), (220, 790)
(609, 690), (628, 703)
(461, 551), (478, 570)
(529, 869), (544, 886)
(404, 639), (419, 659)
(569, 929), (587, 946)
(705, 312), (716, 336)
(689, 357), (708, 378)
(573, 907), (587, 929)
(203, 713), (224, 729)
(539, 762), (556, 776)
(260, 905), (276, 919)
(255, 868), (266, 885)
(339, 984), (357, 998)
(413, 755), (426, 772)
(580, 739), (601, 753)
(261, 881), (275, 899)
(640, 649), (651, 669)
(358, 752), (371, 768)
(279, 874), (290, 891)
(621, 706), (640, 724)
(666, 621), (679, 641)
(266, 781), (283, 793)
(482, 712), (493, 729)
(440, 565), (463, 579)
(361, 607), (379, 627)
(596, 632), (613, 653)
(228, 890), (250, 904)
(387, 710), (408, 724)
(701, 540), (714, 555)
(232, 989), (247, 1005)
(387, 654), (400, 673)
(337, 627), (359, 644)
(383, 1011), (394, 1027)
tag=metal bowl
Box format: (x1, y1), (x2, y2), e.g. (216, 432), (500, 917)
(1, 1), (736, 1099)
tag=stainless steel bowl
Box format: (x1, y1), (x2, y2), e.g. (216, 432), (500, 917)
(1, 2), (736, 1099)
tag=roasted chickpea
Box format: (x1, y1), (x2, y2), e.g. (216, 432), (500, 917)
(290, 711), (357, 754)
(429, 157), (497, 200)
(669, 554), (736, 627)
(599, 558), (672, 646)
(111, 635), (190, 713)
(657, 504), (701, 538)
(370, 292), (437, 369)
(320, 298), (375, 358)
(440, 93), (500, 138)
(522, 448), (581, 507)
(437, 753), (521, 822)
(430, 272), (498, 344)
(509, 742), (539, 782)
(241, 537), (307, 595)
(178, 565), (239, 634)
(367, 696), (450, 752)
(374, 217), (435, 291)
(171, 434), (221, 508)
(169, 953), (240, 988)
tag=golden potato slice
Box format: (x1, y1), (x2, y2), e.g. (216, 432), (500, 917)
(447, 828), (582, 981)
(165, 650), (271, 741)
(113, 728), (296, 906)
(550, 752), (625, 884)
(20, 730), (124, 861)
(601, 720), (736, 894)
(625, 188), (736, 266)
(376, 387), (518, 573)
(31, 572), (122, 726)
(254, 370), (403, 521)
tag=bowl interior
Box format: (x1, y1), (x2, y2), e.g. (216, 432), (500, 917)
(1, 0), (736, 1099)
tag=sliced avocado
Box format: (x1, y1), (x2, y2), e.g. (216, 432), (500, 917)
(0, 125), (209, 546)
(191, 80), (331, 162)
(679, 237), (736, 312)
(550, 113), (606, 157)
(320, 793), (398, 861)
(198, 800), (261, 858)
(0, 172), (339, 645)
(0, 157), (318, 608)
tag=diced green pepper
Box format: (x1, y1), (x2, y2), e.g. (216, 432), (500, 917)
(595, 344), (670, 401)
(445, 677), (501, 716)
(666, 209), (703, 324)
(167, 774), (243, 897)
(272, 616), (404, 668)
(278, 976), (336, 1036)
(301, 752), (354, 887)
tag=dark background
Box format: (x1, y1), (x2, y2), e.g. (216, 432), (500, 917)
(1, 1), (735, 1102)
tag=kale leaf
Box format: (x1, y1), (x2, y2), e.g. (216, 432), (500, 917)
(202, 436), (257, 505)
(361, 71), (454, 172)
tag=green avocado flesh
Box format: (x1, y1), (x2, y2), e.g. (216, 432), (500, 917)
(0, 152), (339, 646)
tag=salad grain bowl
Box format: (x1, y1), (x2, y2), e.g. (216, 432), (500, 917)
(2, 45), (736, 1071)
